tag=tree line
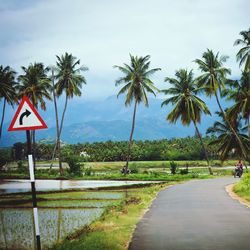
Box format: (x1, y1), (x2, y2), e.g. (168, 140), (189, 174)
(2, 137), (220, 163)
(0, 28), (249, 175)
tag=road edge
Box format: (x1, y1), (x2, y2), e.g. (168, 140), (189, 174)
(127, 184), (174, 249)
(225, 183), (250, 208)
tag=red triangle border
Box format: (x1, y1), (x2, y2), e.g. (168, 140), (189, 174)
(8, 96), (48, 131)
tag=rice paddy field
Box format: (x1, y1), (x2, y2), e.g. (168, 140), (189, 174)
(0, 190), (127, 250)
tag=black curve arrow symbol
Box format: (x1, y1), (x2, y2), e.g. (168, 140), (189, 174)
(19, 109), (31, 125)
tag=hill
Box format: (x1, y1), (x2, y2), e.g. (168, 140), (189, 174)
(0, 95), (228, 147)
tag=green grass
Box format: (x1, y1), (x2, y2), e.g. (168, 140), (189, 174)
(1, 159), (234, 180)
(233, 173), (250, 202)
(51, 183), (171, 250)
(84, 160), (236, 170)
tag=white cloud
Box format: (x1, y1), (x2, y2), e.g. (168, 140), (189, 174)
(0, 0), (249, 99)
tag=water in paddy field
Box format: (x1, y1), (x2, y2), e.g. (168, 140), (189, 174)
(0, 190), (127, 250)
(0, 179), (159, 194)
(0, 208), (103, 249)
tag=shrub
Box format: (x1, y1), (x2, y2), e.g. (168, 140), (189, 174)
(17, 161), (27, 172)
(65, 156), (82, 176)
(180, 169), (189, 175)
(84, 167), (93, 176)
(129, 164), (139, 174)
(170, 161), (178, 175)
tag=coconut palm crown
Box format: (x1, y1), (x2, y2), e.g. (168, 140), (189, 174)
(0, 65), (17, 139)
(161, 69), (213, 174)
(114, 54), (161, 173)
(161, 69), (211, 125)
(234, 28), (250, 71)
(207, 111), (250, 162)
(194, 49), (231, 96)
(114, 54), (160, 106)
(17, 62), (51, 110)
(55, 52), (88, 99)
(55, 52), (88, 175)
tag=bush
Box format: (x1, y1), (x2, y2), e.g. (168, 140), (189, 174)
(65, 156), (82, 176)
(170, 161), (178, 175)
(180, 169), (189, 175)
(129, 164), (139, 174)
(17, 161), (27, 172)
(0, 149), (12, 168)
(84, 167), (93, 176)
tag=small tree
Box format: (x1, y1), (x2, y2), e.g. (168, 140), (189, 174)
(170, 161), (178, 175)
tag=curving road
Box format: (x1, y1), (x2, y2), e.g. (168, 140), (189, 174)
(129, 178), (250, 250)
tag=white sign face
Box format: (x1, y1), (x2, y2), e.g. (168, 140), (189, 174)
(8, 96), (47, 131)
(12, 102), (43, 128)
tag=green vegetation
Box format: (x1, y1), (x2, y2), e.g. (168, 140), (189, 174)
(51, 184), (170, 250)
(0, 65), (17, 139)
(207, 111), (249, 162)
(234, 28), (250, 72)
(1, 158), (236, 180)
(233, 173), (250, 202)
(114, 55), (160, 173)
(161, 69), (213, 174)
(53, 53), (88, 174)
(1, 137), (228, 163)
(65, 155), (82, 176)
(0, 28), (249, 172)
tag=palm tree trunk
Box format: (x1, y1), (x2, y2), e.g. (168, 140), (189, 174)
(247, 117), (250, 138)
(50, 70), (61, 171)
(214, 92), (249, 165)
(125, 99), (138, 173)
(57, 94), (68, 175)
(193, 121), (213, 175)
(0, 98), (6, 139)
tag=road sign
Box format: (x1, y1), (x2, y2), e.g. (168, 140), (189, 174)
(8, 95), (47, 131)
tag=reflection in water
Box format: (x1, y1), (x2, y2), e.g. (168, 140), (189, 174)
(0, 179), (158, 194)
(0, 208), (103, 250)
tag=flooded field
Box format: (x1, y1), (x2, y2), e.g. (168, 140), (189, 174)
(0, 179), (159, 194)
(0, 208), (103, 249)
(0, 190), (127, 250)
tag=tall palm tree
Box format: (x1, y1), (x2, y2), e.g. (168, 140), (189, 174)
(194, 49), (249, 164)
(49, 67), (61, 170)
(17, 63), (51, 161)
(224, 71), (250, 137)
(234, 28), (250, 72)
(114, 54), (161, 173)
(161, 69), (213, 174)
(55, 52), (88, 175)
(0, 65), (17, 139)
(207, 112), (249, 164)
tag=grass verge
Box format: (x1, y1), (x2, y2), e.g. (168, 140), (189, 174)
(233, 173), (250, 202)
(51, 183), (171, 250)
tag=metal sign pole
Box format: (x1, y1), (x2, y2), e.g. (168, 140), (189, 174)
(26, 130), (41, 250)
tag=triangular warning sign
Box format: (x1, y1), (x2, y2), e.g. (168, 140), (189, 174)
(8, 96), (48, 131)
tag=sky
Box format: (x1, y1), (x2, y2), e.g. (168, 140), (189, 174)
(0, 0), (249, 100)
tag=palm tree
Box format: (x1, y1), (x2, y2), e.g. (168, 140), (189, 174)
(234, 28), (250, 71)
(0, 65), (17, 139)
(55, 52), (88, 175)
(17, 63), (51, 161)
(224, 71), (250, 137)
(207, 111), (249, 164)
(161, 69), (213, 174)
(194, 49), (249, 164)
(49, 67), (61, 170)
(114, 54), (161, 173)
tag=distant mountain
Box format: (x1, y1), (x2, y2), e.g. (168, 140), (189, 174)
(0, 95), (230, 147)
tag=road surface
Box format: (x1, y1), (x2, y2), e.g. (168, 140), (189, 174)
(129, 177), (250, 250)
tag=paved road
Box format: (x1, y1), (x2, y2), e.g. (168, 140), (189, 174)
(129, 178), (250, 250)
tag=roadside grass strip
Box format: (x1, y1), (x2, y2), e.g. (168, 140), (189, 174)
(233, 173), (250, 203)
(51, 183), (171, 250)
